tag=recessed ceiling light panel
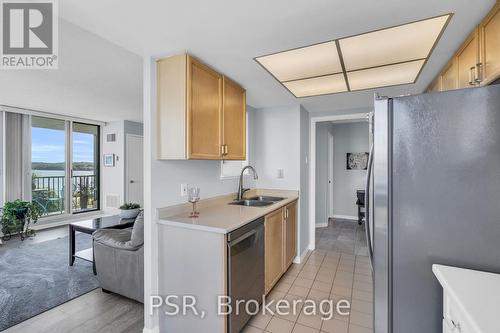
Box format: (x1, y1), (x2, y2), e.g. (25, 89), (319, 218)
(255, 14), (451, 98)
(255, 41), (342, 82)
(348, 60), (425, 91)
(283, 74), (347, 97)
(339, 15), (450, 71)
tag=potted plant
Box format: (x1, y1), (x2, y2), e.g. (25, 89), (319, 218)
(1, 200), (43, 241)
(119, 202), (141, 219)
(75, 182), (95, 210)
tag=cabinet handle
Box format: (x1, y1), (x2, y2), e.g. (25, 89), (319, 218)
(221, 145), (225, 156)
(469, 66), (475, 86)
(474, 62), (483, 84)
(224, 145), (228, 155)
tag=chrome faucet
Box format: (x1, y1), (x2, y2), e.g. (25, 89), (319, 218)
(236, 165), (258, 201)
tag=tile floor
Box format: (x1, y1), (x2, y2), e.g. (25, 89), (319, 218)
(244, 218), (373, 333)
(316, 218), (368, 256)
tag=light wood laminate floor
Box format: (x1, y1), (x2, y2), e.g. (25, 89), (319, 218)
(3, 288), (143, 333)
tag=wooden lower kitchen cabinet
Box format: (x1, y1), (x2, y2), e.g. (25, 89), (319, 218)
(284, 201), (297, 269)
(265, 208), (284, 294)
(264, 200), (298, 294)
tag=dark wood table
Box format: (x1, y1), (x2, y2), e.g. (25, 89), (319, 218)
(69, 215), (135, 274)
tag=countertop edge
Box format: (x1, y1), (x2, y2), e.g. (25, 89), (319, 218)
(158, 195), (299, 234)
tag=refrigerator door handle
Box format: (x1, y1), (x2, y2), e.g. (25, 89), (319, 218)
(365, 143), (374, 268)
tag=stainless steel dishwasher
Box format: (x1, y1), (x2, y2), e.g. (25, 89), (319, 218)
(227, 217), (265, 333)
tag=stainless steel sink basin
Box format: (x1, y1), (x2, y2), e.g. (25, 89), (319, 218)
(229, 200), (274, 207)
(247, 196), (285, 202)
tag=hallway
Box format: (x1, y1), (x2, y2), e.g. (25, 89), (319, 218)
(316, 218), (368, 257)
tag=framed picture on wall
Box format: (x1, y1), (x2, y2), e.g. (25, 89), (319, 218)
(103, 154), (115, 167)
(346, 152), (368, 170)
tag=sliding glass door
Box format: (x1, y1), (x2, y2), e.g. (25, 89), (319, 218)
(30, 116), (100, 217)
(31, 117), (67, 216)
(72, 123), (99, 213)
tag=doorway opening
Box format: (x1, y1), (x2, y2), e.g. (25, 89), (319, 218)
(309, 113), (370, 253)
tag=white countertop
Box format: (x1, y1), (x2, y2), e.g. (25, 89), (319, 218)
(432, 264), (500, 333)
(158, 190), (299, 234)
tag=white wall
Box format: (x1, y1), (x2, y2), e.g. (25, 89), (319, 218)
(252, 104), (310, 257)
(315, 122), (333, 226)
(331, 122), (369, 218)
(299, 106), (310, 255)
(252, 106), (301, 190)
(101, 120), (143, 213)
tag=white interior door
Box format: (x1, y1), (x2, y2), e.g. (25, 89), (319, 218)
(126, 135), (144, 206)
(327, 132), (334, 218)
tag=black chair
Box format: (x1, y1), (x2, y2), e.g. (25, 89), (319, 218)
(356, 190), (365, 225)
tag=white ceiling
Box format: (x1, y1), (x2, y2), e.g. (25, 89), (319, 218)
(57, 0), (495, 114)
(0, 20), (143, 122)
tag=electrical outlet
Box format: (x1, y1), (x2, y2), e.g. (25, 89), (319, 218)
(181, 184), (188, 197)
(277, 169), (284, 179)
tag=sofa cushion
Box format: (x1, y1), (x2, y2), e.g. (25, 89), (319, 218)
(128, 210), (144, 248)
(93, 228), (139, 250)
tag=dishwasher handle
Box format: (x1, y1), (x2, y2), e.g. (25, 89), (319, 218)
(229, 229), (257, 247)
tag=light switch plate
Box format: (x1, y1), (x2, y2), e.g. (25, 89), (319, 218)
(180, 183), (188, 197)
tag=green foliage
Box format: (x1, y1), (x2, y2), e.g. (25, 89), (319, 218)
(120, 202), (141, 210)
(1, 200), (43, 238)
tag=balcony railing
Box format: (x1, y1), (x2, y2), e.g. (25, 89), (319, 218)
(32, 174), (98, 216)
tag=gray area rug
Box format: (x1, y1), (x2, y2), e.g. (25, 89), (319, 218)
(0, 233), (99, 331)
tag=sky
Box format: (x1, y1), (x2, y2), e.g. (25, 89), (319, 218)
(31, 127), (95, 163)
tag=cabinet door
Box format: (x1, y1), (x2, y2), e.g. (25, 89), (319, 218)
(441, 60), (458, 91)
(187, 56), (222, 159)
(457, 29), (480, 89)
(284, 201), (297, 270)
(481, 2), (500, 84)
(265, 208), (284, 294)
(222, 77), (246, 160)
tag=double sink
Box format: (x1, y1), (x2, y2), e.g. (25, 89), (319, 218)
(229, 195), (285, 207)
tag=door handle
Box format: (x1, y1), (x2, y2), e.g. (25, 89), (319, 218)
(229, 229), (257, 247)
(365, 144), (374, 268)
(130, 180), (135, 183)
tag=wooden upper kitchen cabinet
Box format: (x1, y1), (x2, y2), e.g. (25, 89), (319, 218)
(441, 60), (458, 91)
(284, 201), (297, 270)
(480, 1), (500, 85)
(265, 208), (284, 294)
(456, 28), (481, 89)
(222, 77), (246, 160)
(156, 54), (246, 160)
(428, 2), (500, 92)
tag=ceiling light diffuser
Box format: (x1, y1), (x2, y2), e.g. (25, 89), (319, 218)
(255, 14), (451, 98)
(255, 41), (342, 82)
(283, 74), (347, 97)
(348, 60), (425, 91)
(339, 15), (450, 71)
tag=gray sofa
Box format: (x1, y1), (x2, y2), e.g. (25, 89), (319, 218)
(92, 211), (144, 303)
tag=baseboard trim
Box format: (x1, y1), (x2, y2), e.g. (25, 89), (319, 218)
(293, 247), (310, 264)
(316, 222), (328, 228)
(143, 326), (159, 333)
(332, 214), (358, 221)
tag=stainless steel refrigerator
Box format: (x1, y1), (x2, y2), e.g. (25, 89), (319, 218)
(367, 84), (500, 333)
